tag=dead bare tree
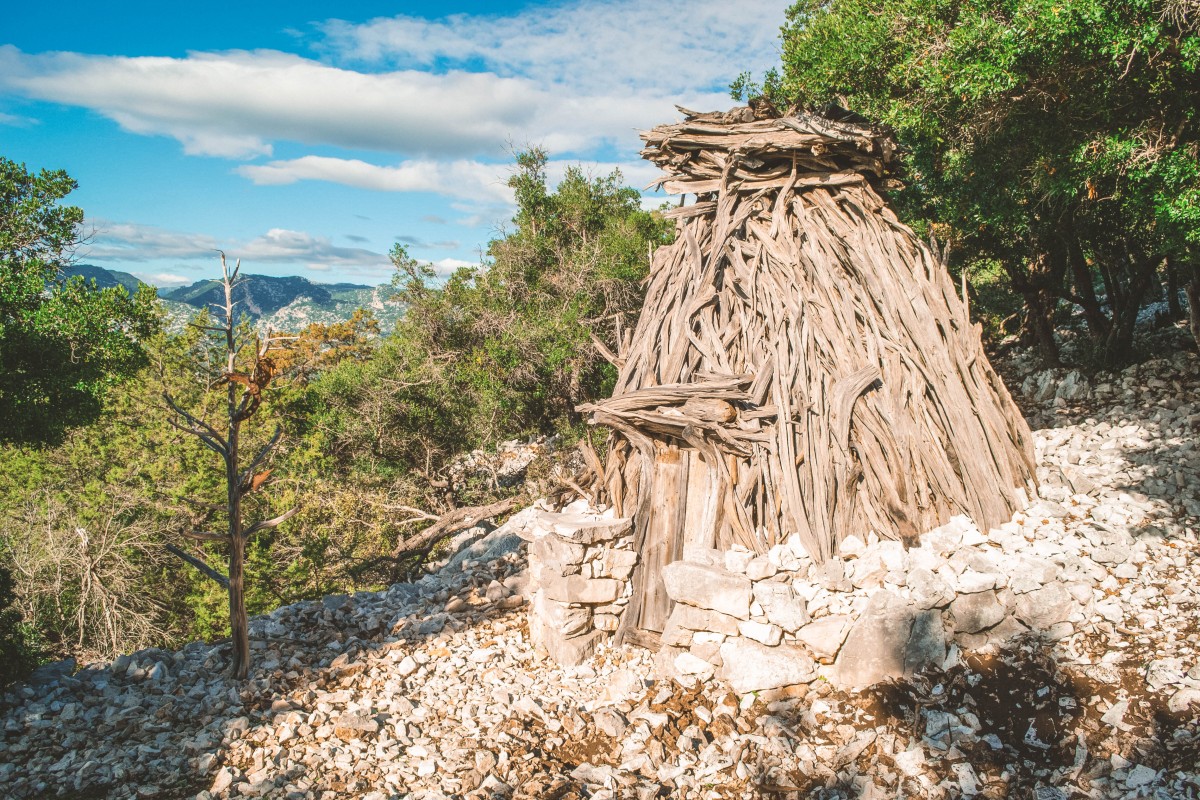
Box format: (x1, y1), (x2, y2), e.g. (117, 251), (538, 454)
(163, 253), (296, 679)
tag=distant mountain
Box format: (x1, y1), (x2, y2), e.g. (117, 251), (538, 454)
(61, 264), (147, 297)
(65, 265), (403, 332)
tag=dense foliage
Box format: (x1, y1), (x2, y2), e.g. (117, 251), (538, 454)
(316, 150), (671, 494)
(740, 0), (1200, 365)
(0, 152), (670, 680)
(0, 158), (159, 443)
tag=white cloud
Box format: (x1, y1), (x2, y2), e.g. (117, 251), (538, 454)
(0, 45), (710, 160)
(82, 222), (221, 261)
(134, 272), (194, 287)
(0, 46), (564, 159)
(322, 0), (788, 96)
(81, 220), (389, 272)
(431, 257), (475, 276)
(234, 154), (666, 207)
(237, 156), (515, 204)
(0, 110), (36, 127)
(238, 228), (388, 270)
(0, 1), (786, 161)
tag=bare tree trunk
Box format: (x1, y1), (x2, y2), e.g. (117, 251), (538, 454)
(1188, 261), (1200, 352)
(163, 253), (295, 681)
(1065, 231), (1110, 340)
(228, 537), (250, 679)
(1020, 288), (1062, 367)
(1167, 256), (1184, 319)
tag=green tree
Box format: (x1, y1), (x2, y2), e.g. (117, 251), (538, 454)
(755, 0), (1200, 365)
(0, 157), (158, 442)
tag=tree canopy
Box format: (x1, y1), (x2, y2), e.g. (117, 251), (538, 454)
(745, 0), (1200, 364)
(0, 157), (159, 443)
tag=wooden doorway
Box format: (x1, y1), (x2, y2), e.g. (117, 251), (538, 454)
(631, 443), (718, 634)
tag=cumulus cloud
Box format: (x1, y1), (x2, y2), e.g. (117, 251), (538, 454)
(0, 46), (567, 159)
(0, 45), (711, 160)
(237, 156), (515, 204)
(238, 228), (389, 269)
(235, 153), (664, 206)
(81, 222), (221, 261)
(430, 257), (476, 276)
(0, 0), (784, 160)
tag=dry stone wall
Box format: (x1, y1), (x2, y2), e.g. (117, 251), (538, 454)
(656, 507), (1150, 693)
(522, 503), (637, 665)
(527, 495), (1168, 700)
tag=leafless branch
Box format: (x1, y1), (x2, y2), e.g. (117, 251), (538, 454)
(163, 392), (229, 455)
(182, 530), (229, 543)
(238, 426), (283, 488)
(243, 507), (299, 537)
(165, 543), (230, 589)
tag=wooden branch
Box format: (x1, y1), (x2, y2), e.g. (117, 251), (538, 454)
(182, 530), (230, 543)
(238, 426), (283, 489)
(595, 105), (1037, 564)
(243, 507), (299, 537)
(164, 418), (226, 456)
(165, 543), (229, 589)
(389, 496), (520, 560)
(588, 331), (623, 367)
(163, 392), (228, 454)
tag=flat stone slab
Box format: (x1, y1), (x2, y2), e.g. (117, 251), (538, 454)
(667, 603), (741, 636)
(833, 600), (946, 689)
(718, 638), (816, 693)
(542, 576), (620, 605)
(662, 561), (752, 619)
(529, 511), (633, 545)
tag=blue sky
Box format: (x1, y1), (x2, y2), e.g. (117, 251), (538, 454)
(0, 1), (788, 287)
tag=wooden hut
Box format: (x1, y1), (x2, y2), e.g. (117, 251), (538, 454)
(580, 106), (1037, 643)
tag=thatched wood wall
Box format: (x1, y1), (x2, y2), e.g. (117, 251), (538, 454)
(580, 107), (1037, 637)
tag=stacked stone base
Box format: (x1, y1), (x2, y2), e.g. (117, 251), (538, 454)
(522, 498), (1144, 696)
(522, 503), (636, 665)
(659, 510), (1110, 693)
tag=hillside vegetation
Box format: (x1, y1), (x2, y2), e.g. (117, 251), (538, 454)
(0, 150), (669, 681)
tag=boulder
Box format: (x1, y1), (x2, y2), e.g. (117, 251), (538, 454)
(950, 590), (1007, 634)
(662, 561), (752, 619)
(718, 638), (816, 693)
(1014, 583), (1078, 630)
(795, 615), (852, 659)
(833, 599), (945, 689)
(531, 536), (586, 571)
(737, 620), (783, 646)
(752, 582), (810, 632)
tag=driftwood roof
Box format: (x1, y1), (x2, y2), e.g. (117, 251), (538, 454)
(582, 106), (1036, 565)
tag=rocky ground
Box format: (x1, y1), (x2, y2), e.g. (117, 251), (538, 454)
(3, 349), (1200, 799)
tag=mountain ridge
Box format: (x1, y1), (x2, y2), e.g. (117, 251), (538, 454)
(64, 265), (402, 331)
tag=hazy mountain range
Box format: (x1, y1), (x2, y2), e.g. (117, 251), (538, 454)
(63, 264), (403, 331)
